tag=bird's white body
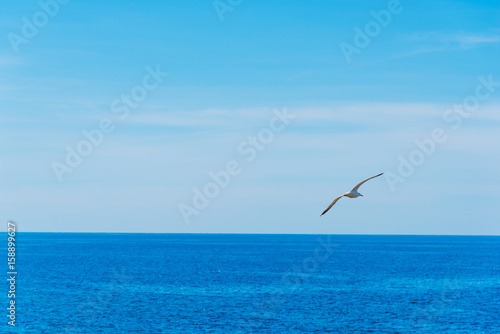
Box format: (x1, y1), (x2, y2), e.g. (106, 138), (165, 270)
(320, 173), (383, 216)
(343, 190), (361, 198)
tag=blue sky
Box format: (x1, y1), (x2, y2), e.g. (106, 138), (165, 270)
(1, 0), (499, 234)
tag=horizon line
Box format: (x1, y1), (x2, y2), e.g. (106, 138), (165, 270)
(5, 231), (500, 236)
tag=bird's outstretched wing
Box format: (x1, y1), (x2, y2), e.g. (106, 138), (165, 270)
(320, 195), (344, 216)
(351, 173), (383, 192)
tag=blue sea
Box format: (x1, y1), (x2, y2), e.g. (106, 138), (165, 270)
(4, 234), (500, 333)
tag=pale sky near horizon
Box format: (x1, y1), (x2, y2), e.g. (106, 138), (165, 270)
(1, 0), (499, 234)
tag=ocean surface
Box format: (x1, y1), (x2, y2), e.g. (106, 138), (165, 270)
(4, 233), (499, 333)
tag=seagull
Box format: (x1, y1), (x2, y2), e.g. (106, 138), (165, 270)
(320, 173), (383, 216)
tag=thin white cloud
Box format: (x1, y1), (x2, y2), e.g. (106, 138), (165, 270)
(122, 107), (287, 128)
(39, 102), (497, 133)
(389, 30), (500, 60)
(410, 30), (500, 46)
(455, 34), (500, 45)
